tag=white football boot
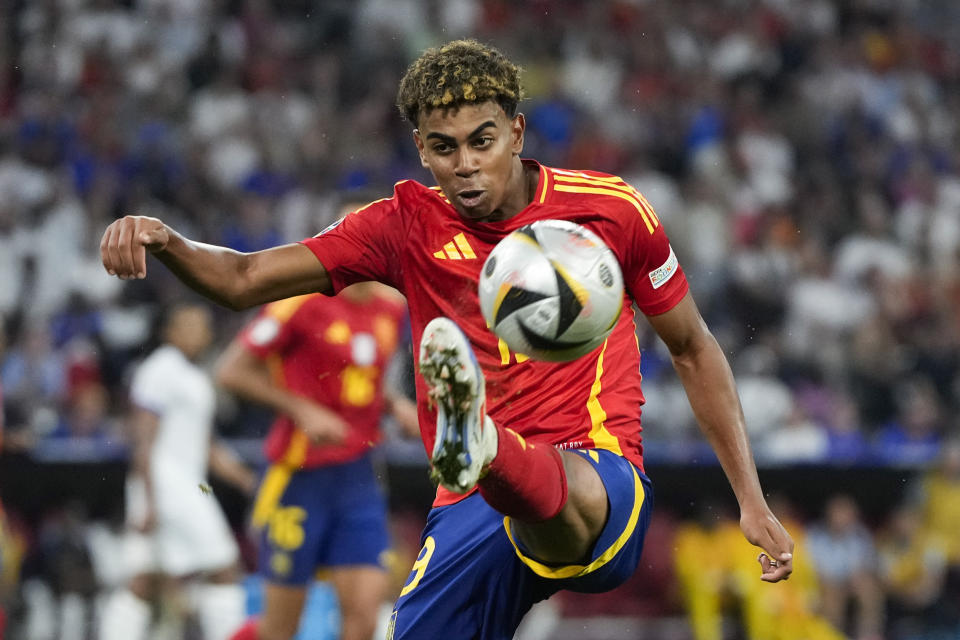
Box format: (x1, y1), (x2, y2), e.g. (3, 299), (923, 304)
(419, 317), (499, 493)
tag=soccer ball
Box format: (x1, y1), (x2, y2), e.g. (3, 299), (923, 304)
(478, 219), (624, 362)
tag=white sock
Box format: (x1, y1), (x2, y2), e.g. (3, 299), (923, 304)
(482, 416), (499, 466)
(98, 588), (150, 640)
(23, 579), (56, 640)
(374, 602), (396, 640)
(58, 593), (88, 640)
(195, 583), (246, 640)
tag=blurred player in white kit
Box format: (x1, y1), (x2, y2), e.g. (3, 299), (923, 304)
(99, 303), (256, 640)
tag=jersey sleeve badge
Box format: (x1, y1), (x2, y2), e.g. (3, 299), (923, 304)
(648, 245), (679, 290)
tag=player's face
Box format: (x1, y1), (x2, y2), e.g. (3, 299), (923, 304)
(414, 101), (527, 222)
(166, 306), (214, 360)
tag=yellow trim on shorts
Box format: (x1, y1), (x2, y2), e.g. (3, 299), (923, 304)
(251, 464), (294, 528)
(585, 341), (623, 455)
(502, 458), (645, 579)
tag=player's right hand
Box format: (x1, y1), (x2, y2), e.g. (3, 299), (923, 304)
(740, 505), (794, 583)
(100, 215), (170, 279)
(292, 398), (350, 445)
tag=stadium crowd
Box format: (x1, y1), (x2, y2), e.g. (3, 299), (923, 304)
(1, 0), (960, 639)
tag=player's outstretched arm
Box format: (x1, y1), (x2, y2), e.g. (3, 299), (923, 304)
(647, 292), (794, 582)
(100, 215), (332, 310)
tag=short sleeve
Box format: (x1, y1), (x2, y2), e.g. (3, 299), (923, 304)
(300, 184), (411, 293)
(129, 354), (169, 415)
(619, 199), (689, 316)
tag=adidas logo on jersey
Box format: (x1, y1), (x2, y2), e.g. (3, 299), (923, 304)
(433, 233), (477, 260)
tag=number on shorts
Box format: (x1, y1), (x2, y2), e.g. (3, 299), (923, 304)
(399, 536), (436, 596)
(268, 506), (307, 550)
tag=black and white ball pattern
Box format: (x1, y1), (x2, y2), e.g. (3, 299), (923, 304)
(478, 219), (624, 362)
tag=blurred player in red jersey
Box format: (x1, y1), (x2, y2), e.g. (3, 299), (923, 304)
(218, 197), (419, 640)
(100, 39), (793, 639)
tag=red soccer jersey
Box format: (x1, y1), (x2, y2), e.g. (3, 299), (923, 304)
(239, 290), (406, 469)
(301, 161), (689, 505)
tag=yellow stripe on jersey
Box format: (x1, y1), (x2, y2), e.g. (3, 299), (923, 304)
(550, 170), (660, 230)
(502, 460), (645, 579)
(586, 340), (623, 455)
(537, 164), (550, 203)
(251, 464), (293, 528)
(453, 233), (476, 259)
(552, 174), (657, 218)
(348, 197), (391, 215)
(632, 190), (659, 225)
(553, 185), (657, 234)
(550, 168), (625, 182)
(265, 295), (314, 323)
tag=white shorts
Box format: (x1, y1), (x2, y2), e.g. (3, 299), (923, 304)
(124, 472), (239, 577)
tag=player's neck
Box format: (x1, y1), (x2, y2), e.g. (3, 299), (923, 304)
(523, 160), (540, 204)
(490, 158), (540, 222)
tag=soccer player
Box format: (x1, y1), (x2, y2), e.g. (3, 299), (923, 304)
(99, 304), (257, 640)
(216, 204), (417, 640)
(99, 39), (794, 639)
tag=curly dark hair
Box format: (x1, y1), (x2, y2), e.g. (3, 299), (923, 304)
(396, 39), (523, 125)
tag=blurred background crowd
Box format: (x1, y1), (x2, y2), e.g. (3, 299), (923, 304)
(1, 0), (960, 639)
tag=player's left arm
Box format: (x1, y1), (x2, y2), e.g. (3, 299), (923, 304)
(215, 338), (349, 444)
(646, 291), (794, 582)
(208, 439), (258, 497)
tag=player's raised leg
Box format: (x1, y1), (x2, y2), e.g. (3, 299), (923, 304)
(419, 317), (609, 563)
(419, 317), (498, 493)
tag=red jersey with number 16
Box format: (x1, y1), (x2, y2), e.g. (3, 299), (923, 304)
(301, 160), (689, 506)
(239, 291), (406, 469)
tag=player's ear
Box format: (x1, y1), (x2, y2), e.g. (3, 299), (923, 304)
(413, 130), (430, 168)
(510, 113), (525, 155)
